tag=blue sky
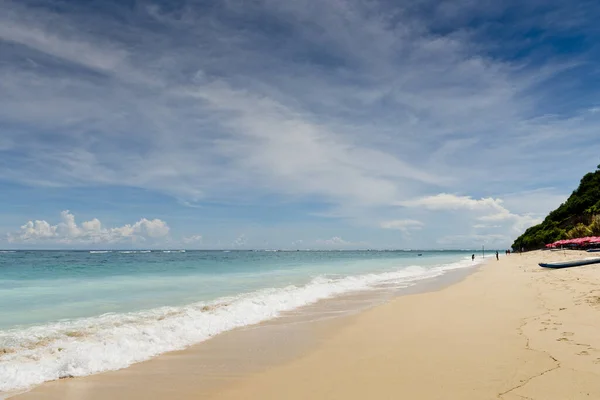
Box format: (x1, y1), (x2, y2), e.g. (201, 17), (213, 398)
(1, 0), (599, 249)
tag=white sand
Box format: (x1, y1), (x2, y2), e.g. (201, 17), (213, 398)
(15, 250), (600, 399)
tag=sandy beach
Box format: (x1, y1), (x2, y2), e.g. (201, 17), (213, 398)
(14, 250), (600, 400)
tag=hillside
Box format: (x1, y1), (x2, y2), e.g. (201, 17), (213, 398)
(512, 165), (600, 251)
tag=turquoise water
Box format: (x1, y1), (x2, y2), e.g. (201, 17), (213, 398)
(0, 249), (480, 393)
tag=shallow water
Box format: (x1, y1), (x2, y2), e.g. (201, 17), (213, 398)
(0, 249), (482, 393)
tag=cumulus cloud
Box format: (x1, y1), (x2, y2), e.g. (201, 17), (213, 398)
(7, 211), (169, 244)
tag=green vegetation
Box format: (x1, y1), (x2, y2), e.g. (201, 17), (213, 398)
(512, 165), (600, 251)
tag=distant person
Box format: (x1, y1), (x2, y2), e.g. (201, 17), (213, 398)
(472, 254), (475, 261)
(495, 251), (499, 261)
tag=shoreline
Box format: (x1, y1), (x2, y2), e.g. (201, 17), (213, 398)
(8, 259), (481, 399)
(207, 250), (600, 400)
(15, 250), (600, 399)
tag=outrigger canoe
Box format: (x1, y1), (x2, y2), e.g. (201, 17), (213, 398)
(587, 249), (600, 253)
(539, 258), (600, 269)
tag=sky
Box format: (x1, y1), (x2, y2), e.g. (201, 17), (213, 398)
(1, 0), (600, 250)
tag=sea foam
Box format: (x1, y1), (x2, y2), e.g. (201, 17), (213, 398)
(0, 256), (479, 393)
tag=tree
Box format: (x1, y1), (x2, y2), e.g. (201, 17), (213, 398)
(590, 215), (600, 236)
(567, 223), (592, 239)
(512, 167), (600, 250)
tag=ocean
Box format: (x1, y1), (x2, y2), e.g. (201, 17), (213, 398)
(0, 249), (482, 393)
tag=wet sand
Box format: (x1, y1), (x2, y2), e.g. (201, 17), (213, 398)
(15, 250), (600, 399)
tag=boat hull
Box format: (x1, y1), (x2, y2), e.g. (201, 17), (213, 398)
(539, 258), (600, 269)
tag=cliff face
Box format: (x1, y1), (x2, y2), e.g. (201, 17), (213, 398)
(512, 165), (600, 251)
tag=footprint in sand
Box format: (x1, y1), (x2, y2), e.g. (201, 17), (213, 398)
(578, 351), (590, 356)
(587, 296), (600, 306)
(562, 332), (574, 336)
(557, 337), (569, 342)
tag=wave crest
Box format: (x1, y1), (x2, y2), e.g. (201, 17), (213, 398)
(0, 256), (478, 392)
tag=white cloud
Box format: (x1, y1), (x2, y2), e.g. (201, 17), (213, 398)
(478, 211), (512, 222)
(500, 188), (568, 218)
(182, 234), (203, 244)
(3, 0), (589, 212)
(510, 214), (544, 235)
(380, 219), (424, 231)
(0, 16), (122, 73)
(398, 193), (506, 212)
(7, 211), (169, 244)
(232, 234), (247, 247)
(316, 236), (349, 245)
(0, 0), (597, 249)
(81, 218), (101, 231)
(399, 193), (542, 238)
(184, 81), (445, 207)
(314, 236), (368, 248)
(14, 220), (57, 241)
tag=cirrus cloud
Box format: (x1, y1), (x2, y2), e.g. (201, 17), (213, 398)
(0, 0), (598, 250)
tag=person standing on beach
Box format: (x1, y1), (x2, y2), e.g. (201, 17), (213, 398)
(495, 251), (499, 261)
(472, 254), (475, 261)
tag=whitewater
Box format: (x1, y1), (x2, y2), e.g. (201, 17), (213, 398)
(0, 250), (483, 393)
